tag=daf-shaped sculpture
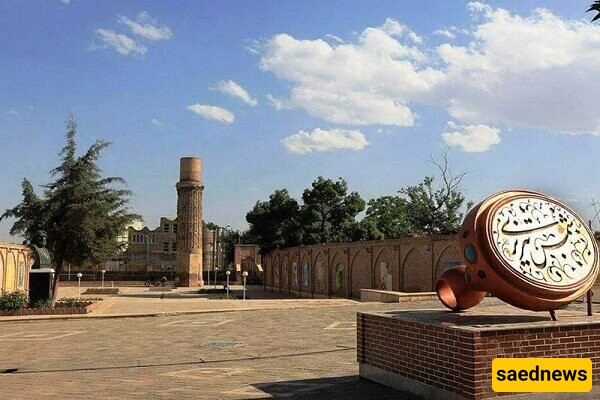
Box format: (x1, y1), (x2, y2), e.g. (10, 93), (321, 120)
(436, 190), (599, 315)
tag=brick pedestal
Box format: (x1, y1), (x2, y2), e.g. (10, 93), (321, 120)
(357, 308), (600, 399)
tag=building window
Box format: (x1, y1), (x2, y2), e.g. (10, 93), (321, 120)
(150, 235), (156, 244)
(163, 242), (169, 252)
(163, 224), (170, 233)
(132, 234), (144, 244)
(171, 242), (177, 252)
(173, 223), (178, 234)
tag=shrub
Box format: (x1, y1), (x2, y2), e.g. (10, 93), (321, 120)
(0, 291), (29, 310)
(58, 297), (77, 307)
(31, 299), (52, 309)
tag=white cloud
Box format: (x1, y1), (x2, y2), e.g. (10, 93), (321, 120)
(151, 118), (164, 128)
(117, 11), (172, 41)
(441, 122), (501, 153)
(7, 108), (18, 116)
(258, 5), (600, 137)
(212, 80), (257, 106)
(266, 94), (285, 110)
(437, 6), (600, 134)
(186, 104), (235, 124)
(281, 128), (369, 154)
(94, 28), (147, 56)
(434, 29), (456, 39)
(60, 0), (71, 4)
(260, 19), (442, 127)
(324, 34), (345, 44)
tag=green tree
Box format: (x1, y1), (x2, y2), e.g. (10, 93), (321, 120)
(364, 195), (412, 239)
(203, 221), (219, 230)
(301, 177), (365, 244)
(335, 218), (384, 242)
(2, 117), (140, 303)
(245, 189), (301, 254)
(2, 179), (48, 247)
(400, 151), (471, 236)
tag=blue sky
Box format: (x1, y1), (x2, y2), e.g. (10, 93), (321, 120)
(0, 0), (599, 240)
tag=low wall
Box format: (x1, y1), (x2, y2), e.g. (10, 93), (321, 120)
(263, 235), (461, 299)
(360, 289), (438, 303)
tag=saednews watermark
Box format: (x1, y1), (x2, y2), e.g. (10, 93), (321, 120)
(492, 358), (592, 393)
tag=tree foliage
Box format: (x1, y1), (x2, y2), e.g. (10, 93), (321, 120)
(245, 189), (301, 254)
(244, 152), (471, 253)
(399, 151), (472, 235)
(365, 196), (412, 239)
(301, 177), (365, 244)
(1, 117), (140, 303)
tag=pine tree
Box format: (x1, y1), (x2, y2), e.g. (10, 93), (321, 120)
(2, 117), (140, 303)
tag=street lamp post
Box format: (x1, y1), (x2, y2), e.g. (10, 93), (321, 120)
(214, 266), (218, 289)
(242, 271), (248, 300)
(77, 272), (83, 299)
(226, 270), (231, 299)
(101, 269), (106, 288)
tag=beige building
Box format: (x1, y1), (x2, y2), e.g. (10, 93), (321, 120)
(125, 217), (178, 273)
(125, 217), (220, 275)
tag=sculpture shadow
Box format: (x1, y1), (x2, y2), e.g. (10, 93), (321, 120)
(250, 375), (415, 400)
(383, 310), (550, 326)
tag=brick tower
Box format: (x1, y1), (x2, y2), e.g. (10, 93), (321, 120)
(176, 157), (204, 287)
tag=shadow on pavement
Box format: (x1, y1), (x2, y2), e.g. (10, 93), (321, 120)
(250, 375), (415, 400)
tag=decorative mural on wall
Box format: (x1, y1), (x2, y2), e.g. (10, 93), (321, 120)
(334, 262), (344, 294)
(379, 262), (393, 291)
(17, 260), (25, 289)
(282, 261), (289, 289)
(302, 261), (310, 288)
(291, 261), (298, 289)
(315, 261), (326, 292)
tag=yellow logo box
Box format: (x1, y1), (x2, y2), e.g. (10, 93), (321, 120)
(492, 358), (592, 393)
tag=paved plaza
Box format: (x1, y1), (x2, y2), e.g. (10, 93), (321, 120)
(0, 294), (421, 399)
(0, 287), (594, 400)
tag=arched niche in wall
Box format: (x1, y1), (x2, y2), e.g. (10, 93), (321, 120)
(280, 253), (290, 290)
(264, 255), (272, 286)
(272, 254), (280, 288)
(434, 244), (463, 282)
(330, 250), (346, 297)
(401, 247), (429, 292)
(350, 249), (371, 297)
(313, 251), (327, 294)
(374, 247), (394, 291)
(16, 250), (27, 290)
(290, 252), (300, 290)
(299, 252), (311, 292)
(0, 250), (4, 291)
(5, 251), (16, 292)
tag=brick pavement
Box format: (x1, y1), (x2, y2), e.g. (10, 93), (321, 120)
(0, 292), (593, 399)
(0, 299), (433, 399)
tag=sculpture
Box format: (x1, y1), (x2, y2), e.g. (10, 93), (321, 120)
(436, 190), (599, 317)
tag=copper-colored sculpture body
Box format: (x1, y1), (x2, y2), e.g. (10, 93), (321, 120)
(436, 190), (599, 312)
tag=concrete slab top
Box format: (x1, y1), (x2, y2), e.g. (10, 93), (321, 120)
(358, 304), (600, 333)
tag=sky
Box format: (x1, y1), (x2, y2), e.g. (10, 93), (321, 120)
(0, 0), (599, 240)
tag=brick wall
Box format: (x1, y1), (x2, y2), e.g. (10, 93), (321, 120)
(357, 312), (600, 399)
(264, 236), (460, 298)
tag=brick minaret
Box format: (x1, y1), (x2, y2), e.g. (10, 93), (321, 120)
(176, 157), (204, 287)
